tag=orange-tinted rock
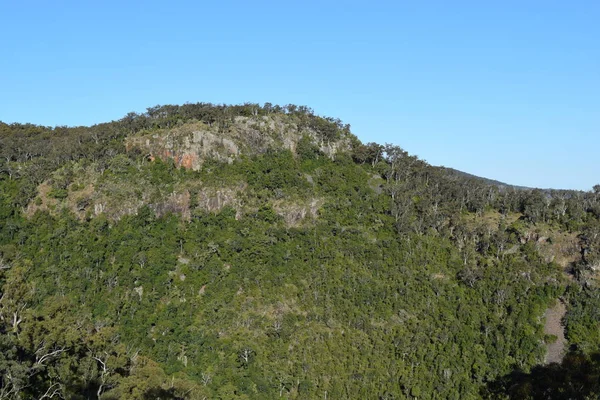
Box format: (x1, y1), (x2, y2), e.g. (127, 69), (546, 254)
(180, 153), (197, 170)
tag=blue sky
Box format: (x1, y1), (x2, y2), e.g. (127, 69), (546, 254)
(1, 1), (598, 190)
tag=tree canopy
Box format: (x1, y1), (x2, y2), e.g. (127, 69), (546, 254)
(1, 103), (599, 398)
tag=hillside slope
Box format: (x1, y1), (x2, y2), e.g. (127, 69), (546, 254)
(1, 103), (600, 399)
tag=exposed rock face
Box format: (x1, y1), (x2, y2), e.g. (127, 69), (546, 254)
(27, 115), (347, 223)
(136, 127), (239, 170)
(273, 198), (322, 227)
(196, 185), (245, 219)
(126, 116), (352, 170)
(154, 191), (191, 220)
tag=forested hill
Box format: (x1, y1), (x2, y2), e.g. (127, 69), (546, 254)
(440, 167), (533, 191)
(1, 103), (600, 399)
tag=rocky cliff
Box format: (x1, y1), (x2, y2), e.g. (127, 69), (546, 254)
(125, 115), (354, 170)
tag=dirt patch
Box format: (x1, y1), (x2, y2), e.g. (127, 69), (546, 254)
(543, 300), (567, 364)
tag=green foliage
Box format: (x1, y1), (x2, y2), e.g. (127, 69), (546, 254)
(564, 285), (600, 353)
(482, 352), (600, 399)
(296, 135), (322, 161)
(0, 102), (599, 398)
(48, 187), (69, 199)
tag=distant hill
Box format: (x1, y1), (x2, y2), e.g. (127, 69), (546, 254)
(441, 167), (533, 190)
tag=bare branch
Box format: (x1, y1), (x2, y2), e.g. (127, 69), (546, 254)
(36, 347), (67, 366)
(38, 382), (64, 399)
(0, 258), (11, 270)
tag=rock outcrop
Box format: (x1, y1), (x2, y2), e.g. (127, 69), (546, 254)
(126, 116), (352, 170)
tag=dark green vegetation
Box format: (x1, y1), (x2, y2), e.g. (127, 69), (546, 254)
(483, 352), (600, 399)
(1, 103), (600, 399)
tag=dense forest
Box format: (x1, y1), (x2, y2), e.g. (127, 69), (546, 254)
(1, 103), (599, 399)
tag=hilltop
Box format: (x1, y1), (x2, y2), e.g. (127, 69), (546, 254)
(1, 103), (600, 399)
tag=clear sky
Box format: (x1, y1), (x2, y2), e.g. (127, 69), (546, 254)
(1, 1), (598, 190)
